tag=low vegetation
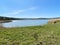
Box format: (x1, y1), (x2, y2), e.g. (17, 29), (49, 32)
(0, 22), (60, 45)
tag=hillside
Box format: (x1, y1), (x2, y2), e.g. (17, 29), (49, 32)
(0, 22), (60, 45)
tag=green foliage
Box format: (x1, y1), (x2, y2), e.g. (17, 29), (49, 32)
(0, 22), (60, 45)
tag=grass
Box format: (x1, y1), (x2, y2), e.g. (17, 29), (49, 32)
(0, 22), (60, 45)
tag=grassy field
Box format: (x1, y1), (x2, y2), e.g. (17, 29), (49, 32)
(0, 22), (60, 45)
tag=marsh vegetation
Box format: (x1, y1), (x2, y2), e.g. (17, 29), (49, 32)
(0, 22), (60, 45)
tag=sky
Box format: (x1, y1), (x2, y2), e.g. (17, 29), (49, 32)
(0, 0), (60, 18)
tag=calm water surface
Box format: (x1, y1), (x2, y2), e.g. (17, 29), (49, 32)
(3, 20), (48, 28)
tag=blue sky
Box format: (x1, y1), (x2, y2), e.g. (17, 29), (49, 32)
(0, 0), (60, 18)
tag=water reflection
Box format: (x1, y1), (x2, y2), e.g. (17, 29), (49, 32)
(3, 20), (48, 28)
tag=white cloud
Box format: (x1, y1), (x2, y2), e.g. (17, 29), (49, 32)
(0, 7), (37, 17)
(29, 7), (37, 10)
(1, 9), (25, 16)
(8, 10), (25, 15)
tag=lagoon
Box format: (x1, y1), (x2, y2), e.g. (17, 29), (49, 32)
(3, 20), (48, 28)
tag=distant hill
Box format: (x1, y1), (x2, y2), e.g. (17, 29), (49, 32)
(0, 16), (60, 20)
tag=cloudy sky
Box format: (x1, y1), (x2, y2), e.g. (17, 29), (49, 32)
(0, 0), (60, 18)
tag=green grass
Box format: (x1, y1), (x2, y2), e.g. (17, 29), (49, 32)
(0, 22), (60, 45)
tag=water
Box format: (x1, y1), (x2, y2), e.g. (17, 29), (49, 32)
(3, 20), (48, 28)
